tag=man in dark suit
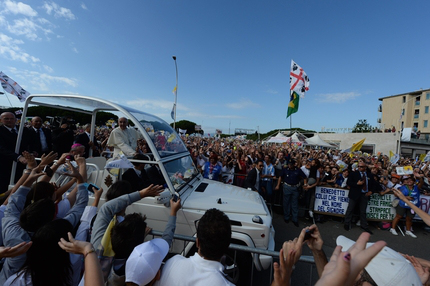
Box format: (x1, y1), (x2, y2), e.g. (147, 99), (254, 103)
(28, 116), (52, 157)
(244, 160), (264, 192)
(75, 124), (100, 158)
(345, 162), (375, 234)
(122, 154), (151, 191)
(0, 112), (30, 194)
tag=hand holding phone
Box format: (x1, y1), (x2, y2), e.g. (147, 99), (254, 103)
(87, 183), (100, 193)
(304, 229), (315, 241)
(43, 165), (54, 177)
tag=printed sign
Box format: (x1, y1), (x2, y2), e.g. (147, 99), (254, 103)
(315, 186), (430, 221)
(314, 186), (349, 215)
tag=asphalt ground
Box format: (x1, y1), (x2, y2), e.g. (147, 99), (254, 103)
(251, 206), (430, 286)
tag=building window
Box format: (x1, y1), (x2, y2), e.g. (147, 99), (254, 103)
(403, 96), (406, 103)
(402, 108), (405, 116)
(426, 106), (429, 114)
(414, 109), (420, 119)
(416, 96), (421, 106)
(427, 93), (430, 100)
(424, 120), (428, 128)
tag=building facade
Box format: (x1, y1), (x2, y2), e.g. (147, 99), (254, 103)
(379, 88), (430, 138)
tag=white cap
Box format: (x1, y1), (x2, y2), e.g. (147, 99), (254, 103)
(336, 235), (421, 286)
(125, 238), (169, 286)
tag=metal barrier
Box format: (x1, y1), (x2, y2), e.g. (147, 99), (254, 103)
(150, 230), (317, 286)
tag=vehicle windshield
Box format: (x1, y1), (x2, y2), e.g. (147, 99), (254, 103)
(129, 111), (187, 158)
(164, 155), (200, 191)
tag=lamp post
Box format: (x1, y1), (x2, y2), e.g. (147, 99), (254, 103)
(172, 56), (178, 131)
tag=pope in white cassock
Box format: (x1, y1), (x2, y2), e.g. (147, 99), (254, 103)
(107, 117), (143, 157)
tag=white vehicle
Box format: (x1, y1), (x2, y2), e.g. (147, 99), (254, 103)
(12, 94), (275, 284)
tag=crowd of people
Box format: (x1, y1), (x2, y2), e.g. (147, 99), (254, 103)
(1, 111), (430, 285)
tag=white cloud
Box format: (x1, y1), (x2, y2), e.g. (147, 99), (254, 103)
(125, 99), (190, 112)
(0, 33), (40, 63)
(8, 68), (77, 92)
(226, 98), (260, 109)
(266, 89), (278, 95)
(315, 92), (361, 103)
(43, 2), (75, 20)
(43, 65), (53, 73)
(182, 111), (242, 119)
(3, 0), (37, 17)
(81, 3), (88, 10)
(8, 18), (39, 40)
(72, 47), (78, 53)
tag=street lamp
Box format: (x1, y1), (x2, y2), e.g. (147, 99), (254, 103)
(172, 56), (178, 130)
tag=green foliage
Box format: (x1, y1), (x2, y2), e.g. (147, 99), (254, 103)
(169, 120), (204, 134)
(352, 119), (373, 133)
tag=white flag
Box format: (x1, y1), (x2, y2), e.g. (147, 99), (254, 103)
(0, 72), (30, 102)
(171, 104), (176, 120)
(290, 60), (310, 98)
(178, 128), (186, 136)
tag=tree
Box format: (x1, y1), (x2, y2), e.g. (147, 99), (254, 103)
(169, 120), (203, 135)
(352, 119), (373, 133)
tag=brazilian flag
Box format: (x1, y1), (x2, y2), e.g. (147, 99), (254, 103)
(287, 91), (300, 118)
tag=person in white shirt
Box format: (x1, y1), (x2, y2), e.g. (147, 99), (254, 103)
(107, 117), (143, 157)
(156, 208), (234, 286)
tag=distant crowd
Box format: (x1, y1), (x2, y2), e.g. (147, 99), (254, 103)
(1, 112), (430, 285)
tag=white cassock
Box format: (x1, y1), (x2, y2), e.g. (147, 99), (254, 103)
(106, 127), (143, 157)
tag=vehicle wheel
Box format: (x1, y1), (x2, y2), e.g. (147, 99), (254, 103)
(223, 248), (253, 286)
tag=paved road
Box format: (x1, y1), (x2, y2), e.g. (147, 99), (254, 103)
(252, 207), (430, 286)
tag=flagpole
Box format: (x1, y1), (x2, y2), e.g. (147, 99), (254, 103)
(0, 91), (13, 107)
(172, 56), (178, 131)
(289, 90), (292, 148)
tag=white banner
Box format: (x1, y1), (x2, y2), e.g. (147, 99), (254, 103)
(314, 186), (397, 221)
(0, 71), (30, 102)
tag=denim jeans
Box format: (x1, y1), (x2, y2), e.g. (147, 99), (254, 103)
(283, 184), (299, 222)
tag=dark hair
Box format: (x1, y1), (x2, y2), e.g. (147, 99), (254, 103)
(20, 198), (55, 233)
(105, 180), (133, 202)
(131, 153), (150, 167)
(197, 208), (231, 261)
(25, 181), (55, 208)
(111, 213), (147, 259)
(19, 219), (73, 286)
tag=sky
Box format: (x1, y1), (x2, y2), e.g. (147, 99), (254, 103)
(1, 0), (430, 136)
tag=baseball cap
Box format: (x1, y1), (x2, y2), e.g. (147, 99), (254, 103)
(125, 238), (169, 286)
(336, 235), (421, 286)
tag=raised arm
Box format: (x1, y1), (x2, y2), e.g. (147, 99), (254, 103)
(393, 188), (430, 226)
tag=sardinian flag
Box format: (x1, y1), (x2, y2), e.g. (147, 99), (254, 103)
(290, 60), (310, 98)
(0, 72), (30, 102)
(178, 128), (187, 136)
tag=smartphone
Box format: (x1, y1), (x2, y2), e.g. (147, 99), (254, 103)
(172, 194), (179, 202)
(304, 229), (315, 241)
(87, 183), (100, 193)
(43, 165), (53, 177)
